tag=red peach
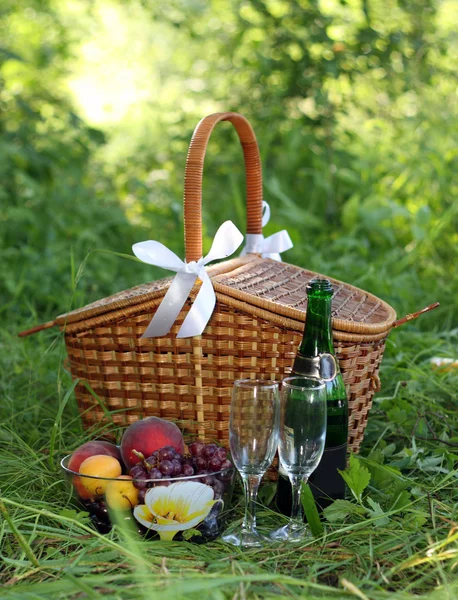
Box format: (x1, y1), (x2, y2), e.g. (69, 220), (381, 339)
(72, 475), (93, 500)
(68, 441), (121, 499)
(120, 417), (184, 469)
(68, 441), (121, 473)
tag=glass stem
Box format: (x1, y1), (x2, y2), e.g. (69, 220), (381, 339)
(241, 474), (262, 534)
(289, 475), (304, 529)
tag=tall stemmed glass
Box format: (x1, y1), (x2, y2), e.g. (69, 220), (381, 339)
(223, 379), (280, 547)
(271, 376), (327, 542)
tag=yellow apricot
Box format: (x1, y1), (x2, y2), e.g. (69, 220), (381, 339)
(105, 475), (139, 511)
(79, 454), (122, 496)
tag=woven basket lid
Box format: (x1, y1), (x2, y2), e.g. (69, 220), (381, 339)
(50, 254), (397, 337)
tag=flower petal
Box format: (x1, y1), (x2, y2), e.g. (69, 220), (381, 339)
(185, 500), (217, 524)
(145, 481), (214, 521)
(133, 504), (155, 529)
(144, 485), (174, 514)
(156, 515), (180, 526)
(142, 481), (217, 535)
(182, 482), (215, 514)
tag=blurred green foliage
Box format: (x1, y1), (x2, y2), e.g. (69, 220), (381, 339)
(1, 0), (457, 325)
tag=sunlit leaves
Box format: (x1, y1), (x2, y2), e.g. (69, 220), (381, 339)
(338, 454), (371, 504)
(323, 498), (367, 522)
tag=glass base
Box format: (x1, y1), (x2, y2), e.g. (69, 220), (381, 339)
(222, 527), (267, 548)
(269, 522), (309, 543)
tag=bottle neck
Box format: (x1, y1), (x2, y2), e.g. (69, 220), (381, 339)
(298, 295), (334, 357)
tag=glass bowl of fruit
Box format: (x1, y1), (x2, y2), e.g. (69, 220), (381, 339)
(61, 418), (235, 543)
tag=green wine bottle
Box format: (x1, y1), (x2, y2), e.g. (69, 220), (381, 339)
(276, 278), (348, 513)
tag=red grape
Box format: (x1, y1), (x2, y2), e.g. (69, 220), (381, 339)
(188, 442), (205, 457)
(159, 460), (174, 476)
(193, 456), (207, 470)
(171, 459), (182, 475)
(208, 457), (222, 472)
(130, 465), (149, 489)
(202, 444), (217, 459)
(149, 468), (163, 480)
(182, 464), (195, 477)
(144, 456), (157, 470)
(130, 465), (146, 479)
(158, 446), (176, 461)
(215, 447), (227, 461)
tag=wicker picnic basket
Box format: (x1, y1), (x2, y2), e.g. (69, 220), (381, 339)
(21, 111), (428, 457)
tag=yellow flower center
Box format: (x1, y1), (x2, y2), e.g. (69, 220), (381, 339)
(152, 496), (192, 524)
(134, 481), (219, 542)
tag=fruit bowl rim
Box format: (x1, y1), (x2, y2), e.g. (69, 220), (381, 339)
(60, 454), (235, 483)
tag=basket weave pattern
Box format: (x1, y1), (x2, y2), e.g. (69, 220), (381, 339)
(25, 112), (397, 463)
(66, 291), (387, 455)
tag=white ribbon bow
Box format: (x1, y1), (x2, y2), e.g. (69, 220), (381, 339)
(133, 221), (244, 338)
(241, 201), (293, 261)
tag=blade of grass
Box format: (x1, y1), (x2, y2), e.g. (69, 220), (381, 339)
(0, 498), (40, 568)
(301, 482), (324, 537)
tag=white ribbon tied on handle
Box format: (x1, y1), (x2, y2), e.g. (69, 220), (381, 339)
(241, 201), (293, 261)
(133, 221), (244, 338)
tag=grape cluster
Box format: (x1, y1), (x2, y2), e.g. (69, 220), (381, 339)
(188, 442), (232, 474)
(82, 499), (111, 533)
(81, 499), (146, 535)
(129, 443), (233, 502)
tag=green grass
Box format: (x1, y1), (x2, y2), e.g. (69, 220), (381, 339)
(1, 0), (458, 596)
(1, 129), (457, 597)
(1, 264), (457, 599)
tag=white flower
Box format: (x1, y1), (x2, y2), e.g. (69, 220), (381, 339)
(133, 481), (217, 541)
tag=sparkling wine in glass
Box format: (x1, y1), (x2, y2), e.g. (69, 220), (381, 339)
(222, 379), (280, 547)
(271, 375), (326, 542)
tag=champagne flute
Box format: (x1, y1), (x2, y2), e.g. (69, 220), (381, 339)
(271, 376), (326, 542)
(222, 379), (280, 547)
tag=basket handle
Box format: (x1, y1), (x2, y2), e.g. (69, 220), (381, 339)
(392, 302), (440, 328)
(184, 112), (263, 262)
